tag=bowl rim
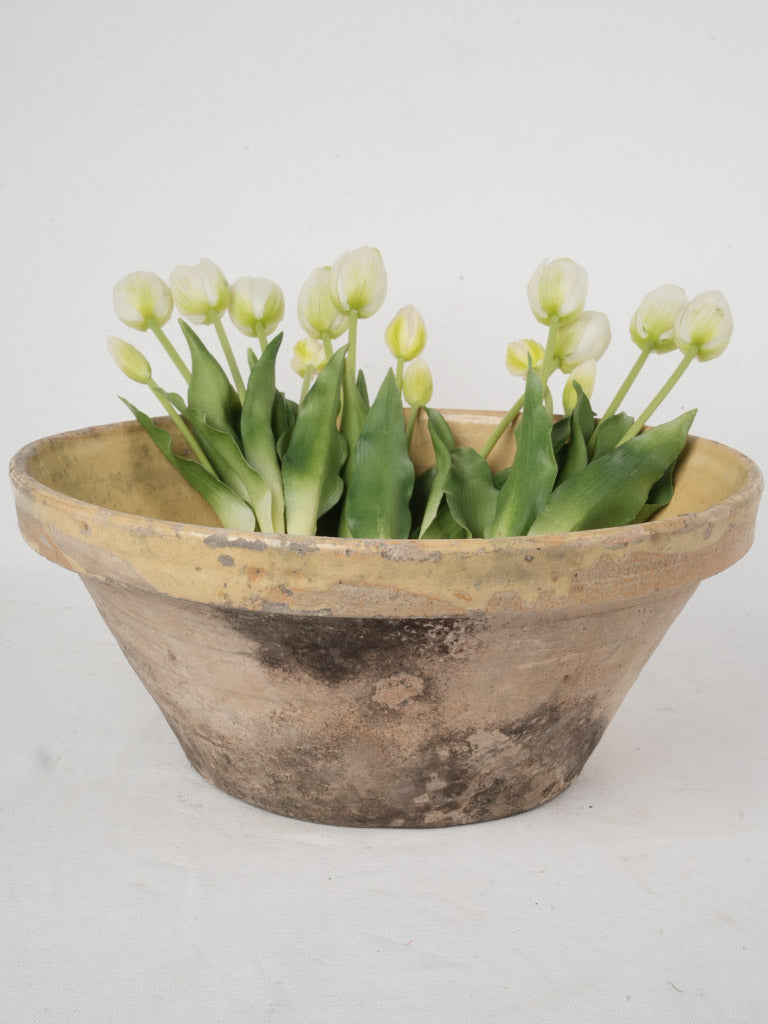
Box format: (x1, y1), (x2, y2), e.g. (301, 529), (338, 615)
(9, 412), (763, 550)
(9, 414), (763, 615)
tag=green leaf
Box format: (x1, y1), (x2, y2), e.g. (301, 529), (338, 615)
(529, 409), (696, 534)
(417, 408), (456, 538)
(240, 334), (285, 531)
(631, 460), (678, 523)
(345, 370), (415, 539)
(272, 391), (299, 460)
(556, 387), (594, 486)
(419, 497), (471, 539)
(186, 408), (274, 532)
(181, 320), (239, 434)
(487, 368), (557, 537)
(356, 368), (370, 410)
(121, 399), (255, 531)
(426, 408), (456, 453)
(337, 357), (370, 537)
(551, 417), (571, 456)
(590, 412), (635, 460)
(410, 466), (437, 534)
(282, 347), (348, 535)
(444, 446), (499, 538)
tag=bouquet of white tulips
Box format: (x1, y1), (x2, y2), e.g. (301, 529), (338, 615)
(107, 247), (733, 538)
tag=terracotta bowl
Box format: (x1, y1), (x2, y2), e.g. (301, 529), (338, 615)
(9, 413), (763, 827)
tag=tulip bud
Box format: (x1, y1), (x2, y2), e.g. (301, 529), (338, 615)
(290, 337), (327, 377)
(107, 335), (152, 384)
(113, 271), (173, 331)
(402, 357), (433, 407)
(562, 358), (597, 413)
(385, 305), (427, 361)
(673, 290), (733, 361)
(527, 258), (588, 325)
(505, 339), (545, 377)
(297, 266), (349, 340)
(330, 246), (387, 318)
(630, 284), (688, 353)
(229, 277), (285, 337)
(555, 311), (611, 373)
(169, 258), (230, 324)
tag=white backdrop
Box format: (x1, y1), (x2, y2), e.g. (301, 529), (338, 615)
(2, 1), (766, 1021)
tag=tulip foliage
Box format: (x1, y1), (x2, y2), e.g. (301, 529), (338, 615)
(108, 249), (733, 538)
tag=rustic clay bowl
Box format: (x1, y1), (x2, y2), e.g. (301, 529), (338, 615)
(9, 412), (762, 827)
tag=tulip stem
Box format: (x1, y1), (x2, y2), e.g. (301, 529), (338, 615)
(395, 356), (405, 394)
(538, 315), (560, 386)
(617, 347), (697, 444)
(300, 370), (315, 402)
(255, 323), (268, 355)
(480, 392), (525, 459)
(602, 339), (654, 423)
(148, 382), (217, 474)
(321, 332), (333, 361)
(405, 404), (421, 447)
(148, 319), (191, 384)
(345, 310), (359, 393)
(210, 311), (246, 401)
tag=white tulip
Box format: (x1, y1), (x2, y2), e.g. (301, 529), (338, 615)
(562, 358), (597, 413)
(113, 271), (173, 331)
(107, 335), (152, 384)
(505, 339), (545, 377)
(290, 337), (327, 377)
(630, 284), (688, 353)
(229, 277), (285, 337)
(385, 305), (427, 361)
(330, 246), (387, 318)
(674, 290), (733, 361)
(555, 311), (611, 373)
(402, 357), (433, 407)
(297, 266), (349, 340)
(169, 258), (230, 324)
(527, 258), (588, 325)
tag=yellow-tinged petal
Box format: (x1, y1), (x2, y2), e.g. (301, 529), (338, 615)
(385, 305), (427, 361)
(330, 246), (387, 318)
(113, 271), (173, 331)
(107, 335), (152, 384)
(229, 277), (285, 336)
(674, 290), (733, 361)
(527, 258), (588, 325)
(169, 258), (230, 324)
(402, 357), (433, 406)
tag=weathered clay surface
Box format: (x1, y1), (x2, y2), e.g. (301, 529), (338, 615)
(9, 412), (763, 826)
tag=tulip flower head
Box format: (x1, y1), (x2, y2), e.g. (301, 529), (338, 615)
(330, 246), (387, 318)
(113, 271), (173, 331)
(169, 258), (230, 325)
(562, 358), (597, 413)
(527, 258), (588, 325)
(385, 305), (427, 361)
(402, 357), (433, 407)
(555, 311), (611, 373)
(674, 291), (733, 361)
(290, 337), (328, 377)
(505, 339), (545, 377)
(297, 266), (349, 340)
(107, 335), (152, 384)
(229, 277), (285, 337)
(630, 284), (688, 353)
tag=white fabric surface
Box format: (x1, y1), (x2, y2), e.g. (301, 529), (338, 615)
(2, 0), (767, 1019)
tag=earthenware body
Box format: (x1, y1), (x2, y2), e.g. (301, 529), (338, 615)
(10, 413), (762, 827)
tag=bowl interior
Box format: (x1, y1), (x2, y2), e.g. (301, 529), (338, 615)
(20, 411), (756, 528)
